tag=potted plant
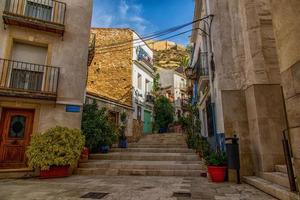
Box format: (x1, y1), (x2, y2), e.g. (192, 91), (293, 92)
(205, 151), (227, 183)
(81, 102), (118, 154)
(80, 147), (89, 163)
(26, 126), (85, 179)
(118, 112), (128, 148)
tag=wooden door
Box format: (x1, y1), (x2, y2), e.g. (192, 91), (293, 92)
(0, 109), (34, 169)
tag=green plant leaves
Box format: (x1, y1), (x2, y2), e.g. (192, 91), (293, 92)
(26, 126), (85, 170)
(81, 102), (118, 152)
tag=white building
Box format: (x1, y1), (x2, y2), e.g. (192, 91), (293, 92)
(158, 66), (188, 120)
(132, 33), (155, 134)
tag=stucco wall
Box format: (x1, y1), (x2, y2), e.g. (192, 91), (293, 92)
(0, 0), (93, 132)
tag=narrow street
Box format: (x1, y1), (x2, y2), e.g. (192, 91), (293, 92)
(0, 133), (276, 199)
(0, 175), (276, 200)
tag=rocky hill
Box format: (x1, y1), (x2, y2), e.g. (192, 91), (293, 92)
(147, 40), (190, 69)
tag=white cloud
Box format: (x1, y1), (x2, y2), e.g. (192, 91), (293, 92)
(92, 0), (153, 34)
(119, 0), (129, 18)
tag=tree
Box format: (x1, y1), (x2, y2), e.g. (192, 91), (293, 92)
(154, 96), (174, 132)
(152, 67), (161, 93)
(81, 101), (118, 152)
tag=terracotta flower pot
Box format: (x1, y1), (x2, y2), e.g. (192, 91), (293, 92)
(80, 147), (89, 163)
(207, 166), (227, 182)
(40, 166), (70, 179)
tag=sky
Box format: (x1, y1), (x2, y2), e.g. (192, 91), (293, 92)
(92, 0), (195, 46)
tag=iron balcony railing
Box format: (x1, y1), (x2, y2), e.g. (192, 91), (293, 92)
(3, 0), (66, 34)
(87, 33), (96, 66)
(0, 58), (59, 98)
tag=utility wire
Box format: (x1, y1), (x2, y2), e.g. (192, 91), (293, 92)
(95, 15), (212, 50)
(96, 28), (197, 55)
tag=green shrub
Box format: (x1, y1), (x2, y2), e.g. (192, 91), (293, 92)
(154, 95), (174, 131)
(26, 126), (85, 170)
(81, 102), (118, 152)
(205, 151), (227, 166)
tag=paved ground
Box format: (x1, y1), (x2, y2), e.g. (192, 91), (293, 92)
(0, 175), (276, 200)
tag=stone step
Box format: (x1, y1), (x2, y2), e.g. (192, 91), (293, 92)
(76, 168), (204, 177)
(275, 165), (288, 174)
(243, 176), (299, 200)
(111, 148), (195, 153)
(261, 172), (290, 188)
(129, 144), (188, 148)
(0, 168), (35, 179)
(89, 152), (200, 161)
(79, 160), (205, 170)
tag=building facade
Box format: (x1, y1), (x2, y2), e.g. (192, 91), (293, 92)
(0, 0), (93, 170)
(190, 0), (300, 196)
(87, 28), (154, 141)
(158, 66), (188, 120)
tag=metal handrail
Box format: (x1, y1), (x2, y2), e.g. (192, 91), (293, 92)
(4, 0), (66, 26)
(0, 58), (59, 95)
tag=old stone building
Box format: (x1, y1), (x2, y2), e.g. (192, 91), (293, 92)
(0, 0), (93, 174)
(190, 0), (300, 198)
(86, 28), (155, 140)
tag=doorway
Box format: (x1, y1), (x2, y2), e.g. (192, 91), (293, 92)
(0, 108), (35, 169)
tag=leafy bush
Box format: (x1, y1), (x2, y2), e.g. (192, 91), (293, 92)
(154, 95), (174, 131)
(119, 112), (127, 140)
(205, 151), (227, 166)
(26, 126), (85, 170)
(81, 102), (118, 152)
(186, 132), (210, 157)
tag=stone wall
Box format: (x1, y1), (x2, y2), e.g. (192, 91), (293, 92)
(87, 28), (134, 107)
(270, 0), (300, 189)
(209, 0), (285, 178)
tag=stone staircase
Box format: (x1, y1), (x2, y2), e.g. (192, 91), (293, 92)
(76, 133), (206, 177)
(244, 165), (299, 200)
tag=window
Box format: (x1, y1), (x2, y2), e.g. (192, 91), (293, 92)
(137, 73), (142, 90)
(108, 111), (119, 125)
(9, 116), (26, 138)
(137, 106), (142, 121)
(25, 0), (53, 21)
(10, 42), (47, 92)
(145, 79), (150, 94)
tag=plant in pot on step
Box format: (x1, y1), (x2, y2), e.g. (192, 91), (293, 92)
(81, 102), (118, 154)
(205, 150), (227, 183)
(118, 112), (128, 148)
(26, 126), (85, 179)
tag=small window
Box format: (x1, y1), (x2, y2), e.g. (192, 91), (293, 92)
(108, 111), (119, 125)
(145, 79), (150, 94)
(137, 73), (142, 90)
(9, 116), (26, 138)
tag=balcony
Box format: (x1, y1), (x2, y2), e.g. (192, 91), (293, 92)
(0, 58), (59, 100)
(136, 46), (153, 69)
(3, 0), (66, 35)
(87, 33), (96, 66)
(145, 93), (155, 103)
(181, 98), (190, 109)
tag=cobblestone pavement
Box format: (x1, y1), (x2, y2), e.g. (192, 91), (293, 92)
(0, 175), (276, 200)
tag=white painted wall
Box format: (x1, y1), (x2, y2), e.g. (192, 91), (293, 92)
(131, 32), (154, 122)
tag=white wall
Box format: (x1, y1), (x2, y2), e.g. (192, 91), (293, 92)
(131, 32), (154, 121)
